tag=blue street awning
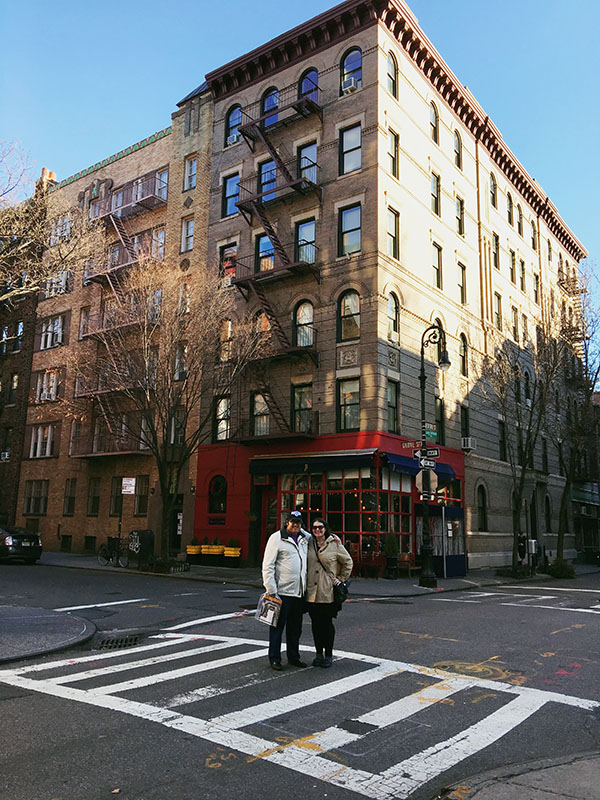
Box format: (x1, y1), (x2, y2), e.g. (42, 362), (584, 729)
(385, 452), (455, 480)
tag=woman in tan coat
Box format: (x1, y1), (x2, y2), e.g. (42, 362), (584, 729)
(305, 518), (353, 668)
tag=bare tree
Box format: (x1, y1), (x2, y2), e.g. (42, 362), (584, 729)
(68, 255), (262, 560)
(480, 311), (566, 574)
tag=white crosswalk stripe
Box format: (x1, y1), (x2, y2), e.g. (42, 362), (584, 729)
(0, 633), (598, 799)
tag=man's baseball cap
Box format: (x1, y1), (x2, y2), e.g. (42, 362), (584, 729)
(286, 510), (304, 525)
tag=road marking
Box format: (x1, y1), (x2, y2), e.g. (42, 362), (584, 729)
(163, 609), (255, 629)
(501, 603), (600, 615)
(54, 598), (148, 611)
(504, 586), (600, 594)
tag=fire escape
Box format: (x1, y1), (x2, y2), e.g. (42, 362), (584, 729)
(71, 171), (167, 457)
(231, 79), (322, 442)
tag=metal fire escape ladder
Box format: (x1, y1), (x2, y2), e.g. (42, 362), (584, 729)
(254, 368), (291, 433)
(253, 126), (294, 184)
(108, 214), (136, 260)
(96, 393), (121, 438)
(250, 201), (291, 267)
(249, 282), (290, 352)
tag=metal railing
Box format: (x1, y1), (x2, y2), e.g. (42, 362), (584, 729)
(70, 432), (151, 457)
(90, 172), (168, 220)
(239, 80), (321, 130)
(237, 157), (320, 209)
(228, 240), (318, 282)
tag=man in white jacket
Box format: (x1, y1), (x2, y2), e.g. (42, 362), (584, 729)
(262, 510), (309, 670)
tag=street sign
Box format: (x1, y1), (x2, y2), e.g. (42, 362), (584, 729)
(413, 449), (423, 459)
(419, 458), (436, 469)
(425, 428), (437, 441)
(121, 477), (136, 495)
(400, 440), (421, 450)
(413, 447), (440, 460)
(415, 469), (438, 493)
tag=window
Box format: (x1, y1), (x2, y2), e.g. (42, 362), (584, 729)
(453, 130), (462, 169)
(387, 207), (399, 259)
(558, 253), (564, 279)
(49, 215), (71, 246)
(29, 424), (58, 458)
(387, 293), (399, 340)
(257, 159), (276, 202)
(87, 477), (100, 516)
(221, 173), (239, 217)
(432, 242), (442, 289)
(292, 384), (313, 433)
(519, 259), (526, 291)
(295, 218), (316, 264)
(494, 292), (502, 330)
(542, 440), (549, 475)
(7, 373), (18, 404)
(337, 289), (360, 341)
(170, 408), (186, 445)
(44, 270), (70, 298)
(225, 104), (242, 144)
(293, 301), (314, 347)
(255, 233), (274, 272)
(388, 129), (399, 178)
(338, 203), (361, 256)
(531, 220), (537, 250)
(387, 380), (399, 434)
(63, 478), (76, 516)
(219, 319), (233, 362)
(492, 232), (500, 269)
(337, 378), (360, 432)
(262, 87), (279, 127)
(110, 476), (123, 517)
(339, 124), (361, 174)
(0, 325), (8, 354)
(522, 314), (528, 343)
(341, 48), (362, 91)
(214, 397), (230, 441)
(251, 393), (270, 436)
(180, 217), (194, 252)
(435, 397), (445, 445)
(0, 427), (12, 460)
(547, 238), (552, 263)
(489, 173), (497, 208)
(40, 314), (65, 349)
(458, 262), (467, 305)
(174, 343), (187, 380)
(476, 485), (488, 531)
(460, 405), (470, 438)
(459, 334), (468, 376)
(387, 51), (398, 97)
(509, 249), (516, 283)
(498, 421), (507, 461)
(299, 68), (319, 101)
(24, 480), (49, 515)
(517, 204), (523, 236)
(133, 475), (149, 515)
(36, 369), (59, 402)
(456, 196), (465, 235)
(219, 243), (238, 281)
(430, 102), (439, 143)
(156, 169), (168, 200)
(511, 306), (519, 340)
(524, 371), (531, 403)
(431, 172), (441, 215)
(534, 273), (540, 304)
(297, 141), (317, 183)
(184, 156), (197, 190)
(507, 192), (513, 225)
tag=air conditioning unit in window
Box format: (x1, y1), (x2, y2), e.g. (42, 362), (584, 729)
(341, 77), (359, 94)
(226, 133), (241, 146)
(388, 330), (399, 344)
(581, 505), (590, 516)
(461, 437), (476, 452)
(0, 451), (10, 461)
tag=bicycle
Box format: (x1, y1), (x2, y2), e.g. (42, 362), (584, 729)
(97, 537), (129, 568)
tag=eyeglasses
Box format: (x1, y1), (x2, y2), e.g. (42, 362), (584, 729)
(312, 525), (325, 530)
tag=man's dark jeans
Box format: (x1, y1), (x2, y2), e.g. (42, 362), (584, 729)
(268, 594), (304, 664)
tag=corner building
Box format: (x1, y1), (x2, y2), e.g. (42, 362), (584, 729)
(193, 0), (587, 569)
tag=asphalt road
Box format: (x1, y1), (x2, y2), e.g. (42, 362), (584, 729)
(1, 563), (599, 800)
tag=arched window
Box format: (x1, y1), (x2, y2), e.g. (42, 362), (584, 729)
(341, 48), (362, 92)
(294, 300), (314, 347)
(477, 485), (488, 531)
(453, 130), (462, 169)
(517, 204), (523, 236)
(338, 289), (360, 341)
(507, 192), (513, 225)
(208, 475), (227, 513)
(544, 495), (552, 532)
(387, 293), (399, 340)
(298, 68), (318, 102)
(531, 220), (537, 250)
(490, 173), (497, 208)
(547, 238), (552, 262)
(261, 87), (279, 127)
(225, 104), (242, 145)
(430, 102), (439, 143)
(459, 334), (468, 376)
(558, 253), (564, 279)
(387, 51), (398, 97)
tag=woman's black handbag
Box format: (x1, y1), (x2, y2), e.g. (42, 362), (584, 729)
(333, 580), (350, 605)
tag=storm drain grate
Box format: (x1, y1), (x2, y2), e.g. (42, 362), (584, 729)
(95, 634), (143, 651)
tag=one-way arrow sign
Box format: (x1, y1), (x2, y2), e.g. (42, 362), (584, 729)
(419, 457), (436, 469)
(413, 447), (440, 459)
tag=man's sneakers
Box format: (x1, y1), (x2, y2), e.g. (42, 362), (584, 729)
(312, 654), (333, 667)
(312, 655), (324, 667)
(322, 656), (333, 668)
(288, 658), (308, 668)
(270, 661), (283, 671)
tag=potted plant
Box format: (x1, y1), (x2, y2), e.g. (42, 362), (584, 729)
(383, 533), (399, 579)
(224, 538), (241, 566)
(204, 537), (224, 566)
(186, 536), (202, 564)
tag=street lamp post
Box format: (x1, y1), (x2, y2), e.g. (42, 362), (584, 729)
(419, 322), (451, 588)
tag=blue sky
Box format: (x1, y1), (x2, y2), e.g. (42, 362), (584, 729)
(2, 0), (597, 267)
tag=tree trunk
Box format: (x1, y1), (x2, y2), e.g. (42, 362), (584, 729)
(557, 476), (571, 562)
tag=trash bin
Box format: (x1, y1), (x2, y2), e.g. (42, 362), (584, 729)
(129, 529), (154, 569)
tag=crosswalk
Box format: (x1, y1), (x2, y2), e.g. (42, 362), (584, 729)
(0, 632), (598, 799)
(435, 589), (600, 615)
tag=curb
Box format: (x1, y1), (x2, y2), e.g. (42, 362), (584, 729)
(0, 613), (97, 665)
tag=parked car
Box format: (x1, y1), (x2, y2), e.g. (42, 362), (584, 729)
(0, 526), (43, 564)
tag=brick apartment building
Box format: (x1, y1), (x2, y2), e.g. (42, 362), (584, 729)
(11, 0), (592, 568)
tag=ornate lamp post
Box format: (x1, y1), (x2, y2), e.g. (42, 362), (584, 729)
(419, 322), (451, 588)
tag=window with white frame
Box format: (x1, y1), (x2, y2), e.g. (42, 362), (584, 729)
(174, 343), (188, 380)
(156, 169), (169, 200)
(36, 369), (59, 402)
(23, 479), (49, 515)
(49, 215), (71, 245)
(44, 269), (70, 298)
(152, 226), (165, 259)
(170, 408), (186, 446)
(30, 423), (58, 458)
(181, 217), (194, 252)
(184, 156), (197, 190)
(40, 314), (65, 349)
(214, 397), (230, 441)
